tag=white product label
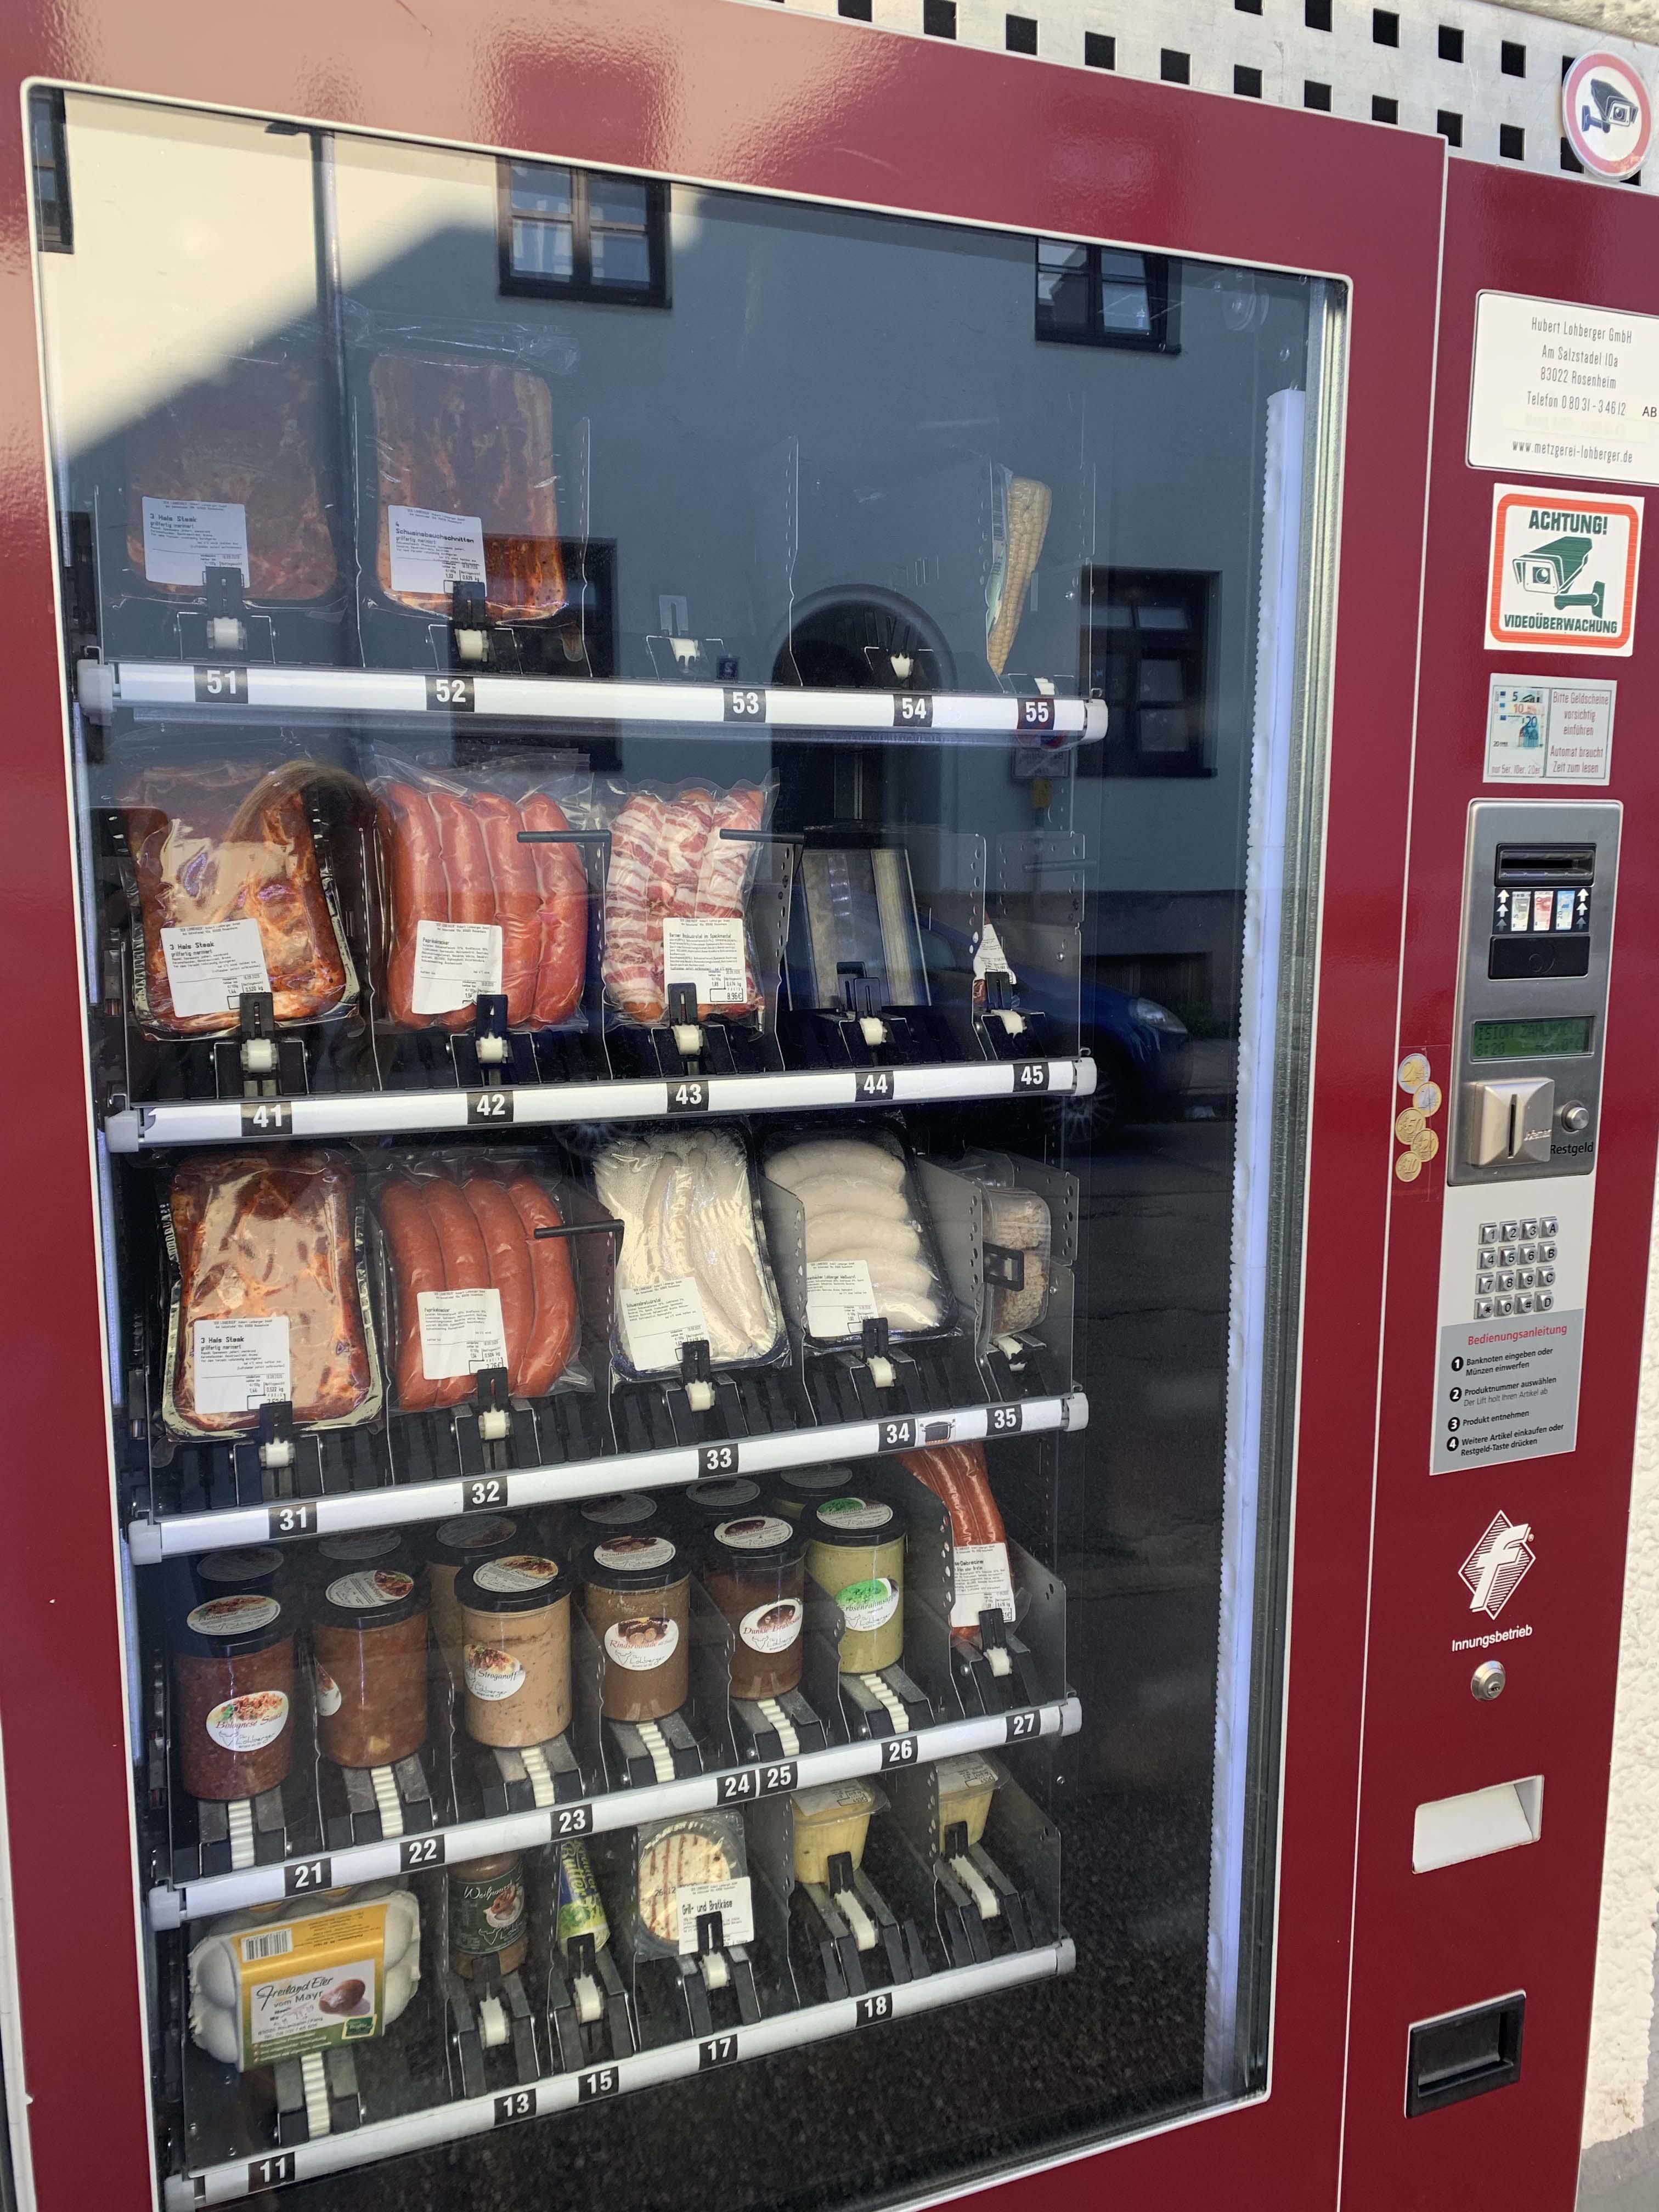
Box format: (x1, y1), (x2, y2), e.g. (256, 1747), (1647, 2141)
(410, 919), (503, 1017)
(313, 1664), (343, 1717)
(675, 1875), (754, 1955)
(246, 1954), (376, 2059)
(714, 1515), (792, 1551)
(1485, 482), (1642, 656)
(603, 1615), (681, 1672)
(816, 1497), (894, 1534)
(160, 918), (272, 1020)
(950, 1542), (1016, 1631)
(740, 1598), (803, 1655)
(1468, 291), (1659, 486)
(616, 1276), (709, 1373)
(473, 1554), (558, 1594)
(464, 1643), (527, 1702)
(205, 1690), (290, 1752)
(186, 1593), (279, 1638)
(792, 1779), (876, 1820)
(386, 504), (487, 596)
(592, 1534), (677, 1573)
(806, 1258), (879, 1340)
(1484, 676), (1615, 785)
(661, 916), (749, 1009)
(973, 917), (1016, 985)
(835, 1576), (901, 1633)
(140, 495), (250, 588)
(325, 1570), (414, 1611)
(192, 1314), (291, 1417)
(417, 1286), (509, 1382)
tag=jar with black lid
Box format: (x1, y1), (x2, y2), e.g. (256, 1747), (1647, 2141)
(172, 1592), (296, 1802)
(703, 1514), (806, 1700)
(311, 1566), (430, 1770)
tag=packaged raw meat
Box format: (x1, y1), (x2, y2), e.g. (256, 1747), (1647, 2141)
(121, 759), (358, 1038)
(364, 334), (573, 623)
(593, 1129), (786, 1378)
(125, 349), (338, 603)
(897, 1441), (1017, 1638)
(374, 1159), (583, 1410)
(762, 1126), (956, 1342)
(367, 749), (590, 1031)
(162, 1150), (381, 1439)
(596, 777), (776, 1025)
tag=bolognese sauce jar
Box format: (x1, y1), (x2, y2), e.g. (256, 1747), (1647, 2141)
(311, 1567), (430, 1770)
(458, 1554), (573, 1748)
(582, 1533), (691, 1725)
(172, 1592), (296, 1801)
(703, 1515), (805, 1700)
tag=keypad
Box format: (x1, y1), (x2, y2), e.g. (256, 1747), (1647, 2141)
(1472, 1214), (1567, 1318)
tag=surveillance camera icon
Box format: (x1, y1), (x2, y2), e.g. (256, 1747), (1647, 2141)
(1582, 77), (1639, 134)
(1513, 535), (1605, 618)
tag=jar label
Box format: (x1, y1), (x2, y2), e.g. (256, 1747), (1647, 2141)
(583, 1495), (656, 1526)
(326, 1570), (414, 1610)
(714, 1514), (793, 1552)
(313, 1664), (343, 1717)
(836, 1577), (900, 1633)
(473, 1554), (559, 1594)
(603, 1616), (681, 1672)
(592, 1534), (676, 1573)
(817, 1496), (894, 1533)
(319, 1531), (401, 1562)
(197, 1548), (281, 1584)
(206, 1689), (290, 1751)
(433, 1515), (516, 1550)
(186, 1593), (279, 1638)
(740, 1598), (803, 1655)
(464, 1644), (527, 1702)
(449, 1864), (527, 1956)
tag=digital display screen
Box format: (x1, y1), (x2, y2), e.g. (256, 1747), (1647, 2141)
(1471, 1016), (1594, 1060)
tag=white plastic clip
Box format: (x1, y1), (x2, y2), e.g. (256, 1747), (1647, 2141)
(991, 1335), (1024, 1361)
(987, 1646), (1013, 1680)
(521, 1742), (557, 1810)
(301, 2049), (332, 2137)
(755, 1696), (800, 1759)
(454, 628), (488, 665)
(636, 1720), (676, 1786)
(258, 1438), (295, 1471)
(862, 1675), (910, 1729)
(206, 617), (245, 654)
(240, 1036), (277, 1076)
(478, 1404), (510, 1443)
(866, 1355), (896, 1392)
(890, 653), (913, 681)
(227, 1798), (256, 1871)
(699, 1950), (731, 1993)
(476, 1035), (507, 1066)
(371, 1765), (404, 1841)
(573, 1973), (603, 2026)
(477, 1994), (509, 2049)
(991, 1009), (1026, 1037)
(950, 1852), (1001, 1922)
(839, 1887), (878, 1953)
(672, 1022), (703, 1059)
(857, 1015), (888, 1049)
(685, 1378), (715, 1414)
(670, 636), (701, 669)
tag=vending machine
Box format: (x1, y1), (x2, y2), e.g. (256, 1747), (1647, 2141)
(0, 3), (1654, 2211)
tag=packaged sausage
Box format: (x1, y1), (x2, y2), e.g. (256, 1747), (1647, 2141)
(761, 1126), (956, 1344)
(898, 1442), (1016, 1637)
(595, 776), (777, 1026)
(633, 1811), (752, 1960)
(161, 1150), (382, 1440)
(187, 1881), (420, 2070)
(957, 1154), (1052, 1341)
(365, 747), (591, 1032)
(119, 759), (360, 1039)
(372, 1155), (586, 1410)
(592, 1128), (787, 1379)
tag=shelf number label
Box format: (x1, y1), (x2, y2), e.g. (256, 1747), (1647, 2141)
(493, 2088), (536, 2126)
(857, 1071), (893, 1099)
(578, 2067), (619, 2103)
(988, 1404), (1023, 1436)
(881, 1734), (919, 1768)
(554, 1802), (594, 1838)
(668, 1079), (709, 1115)
(285, 1855), (332, 1896)
(425, 674), (474, 712)
(1014, 1061), (1051, 1092)
(1018, 696), (1056, 732)
(698, 1441), (738, 1477)
(195, 665), (247, 703)
(856, 1991), (895, 2026)
(466, 1088), (514, 1123)
(241, 1099), (291, 1136)
(718, 1760), (798, 1805)
(699, 2033), (740, 2069)
(1006, 1709), (1041, 1742)
(401, 1834), (444, 1870)
(266, 1502), (317, 1538)
(465, 1476), (507, 1510)
(879, 1417), (916, 1451)
(248, 2153), (296, 2187)
(893, 694), (932, 728)
(724, 686), (766, 722)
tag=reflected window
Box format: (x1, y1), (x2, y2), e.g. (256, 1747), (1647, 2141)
(1079, 568), (1215, 775)
(30, 89), (71, 254)
(498, 160), (669, 306)
(1036, 240), (1178, 351)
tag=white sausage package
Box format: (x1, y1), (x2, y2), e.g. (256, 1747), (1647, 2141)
(763, 1128), (956, 1343)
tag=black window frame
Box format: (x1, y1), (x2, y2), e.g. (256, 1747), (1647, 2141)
(497, 159), (670, 309)
(29, 88), (71, 256)
(1077, 567), (1217, 779)
(1034, 242), (1181, 355)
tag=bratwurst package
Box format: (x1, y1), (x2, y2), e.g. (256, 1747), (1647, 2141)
(760, 1126), (956, 1344)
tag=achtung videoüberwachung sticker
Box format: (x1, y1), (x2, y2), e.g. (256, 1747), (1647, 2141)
(1486, 482), (1643, 655)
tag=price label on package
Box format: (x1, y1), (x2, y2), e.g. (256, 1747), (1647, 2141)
(950, 1541), (1017, 1631)
(662, 917), (749, 1011)
(193, 1315), (291, 1417)
(416, 1287), (509, 1382)
(616, 1277), (710, 1373)
(675, 1876), (755, 1955)
(410, 920), (503, 1017)
(140, 496), (249, 588)
(386, 505), (487, 597)
(805, 1258), (879, 1340)
(161, 918), (272, 1020)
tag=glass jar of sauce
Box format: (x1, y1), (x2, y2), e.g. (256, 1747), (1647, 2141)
(769, 1464), (857, 1523)
(458, 1554), (573, 1750)
(805, 1497), (906, 1675)
(447, 1853), (529, 1978)
(582, 1533), (691, 1725)
(574, 1492), (663, 1555)
(192, 1545), (284, 1602)
(173, 1592), (296, 1802)
(420, 1515), (520, 1675)
(311, 1567), (430, 1770)
(703, 1514), (805, 1700)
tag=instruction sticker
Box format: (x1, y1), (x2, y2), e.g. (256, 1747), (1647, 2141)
(617, 1277), (710, 1373)
(805, 1259), (879, 1340)
(161, 918), (272, 1018)
(140, 496), (250, 588)
(662, 917), (748, 1011)
(386, 505), (487, 597)
(1485, 677), (1615, 783)
(1469, 292), (1659, 486)
(410, 920), (502, 1017)
(417, 1287), (509, 1382)
(193, 1315), (292, 1416)
(1486, 483), (1641, 654)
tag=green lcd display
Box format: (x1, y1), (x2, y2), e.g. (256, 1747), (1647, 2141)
(1471, 1015), (1594, 1060)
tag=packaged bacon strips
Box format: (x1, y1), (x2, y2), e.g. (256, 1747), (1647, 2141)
(365, 749), (592, 1032)
(596, 776), (777, 1026)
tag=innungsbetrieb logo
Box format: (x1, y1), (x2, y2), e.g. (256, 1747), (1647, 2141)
(1459, 1510), (1536, 1620)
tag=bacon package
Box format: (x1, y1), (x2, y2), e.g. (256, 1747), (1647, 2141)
(162, 1150), (381, 1439)
(121, 761), (358, 1039)
(599, 778), (775, 1025)
(369, 753), (589, 1031)
(376, 1162), (582, 1410)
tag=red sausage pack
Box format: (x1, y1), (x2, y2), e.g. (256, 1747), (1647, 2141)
(898, 1442), (1017, 1637)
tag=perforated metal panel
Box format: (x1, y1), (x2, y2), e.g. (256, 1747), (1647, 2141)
(735, 0), (1659, 187)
